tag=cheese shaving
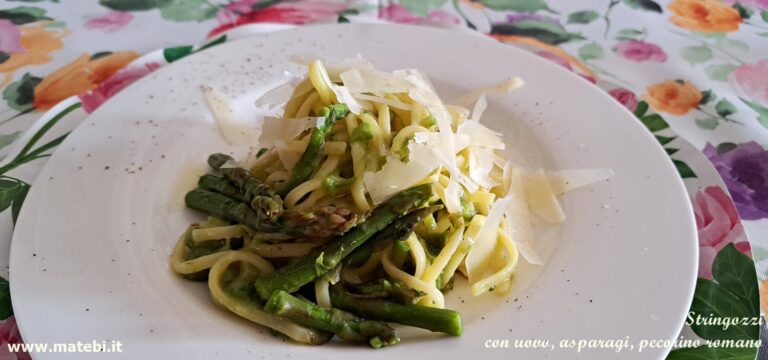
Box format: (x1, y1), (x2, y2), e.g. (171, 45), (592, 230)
(274, 140), (301, 171)
(458, 77), (525, 107)
(468, 147), (500, 189)
(524, 169), (566, 223)
(457, 121), (506, 150)
(363, 143), (441, 205)
(201, 85), (259, 146)
(505, 167), (543, 265)
(259, 116), (324, 148)
(465, 192), (516, 282)
(548, 169), (615, 195)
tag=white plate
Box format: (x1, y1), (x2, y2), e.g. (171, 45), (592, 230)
(10, 24), (696, 360)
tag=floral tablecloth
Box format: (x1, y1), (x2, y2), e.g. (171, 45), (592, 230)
(0, 1), (766, 359)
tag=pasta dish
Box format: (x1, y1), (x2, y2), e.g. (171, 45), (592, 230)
(171, 58), (611, 347)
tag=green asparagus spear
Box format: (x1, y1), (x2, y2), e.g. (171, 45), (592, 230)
(207, 153), (283, 221)
(365, 205), (441, 253)
(280, 205), (357, 239)
(208, 153), (275, 198)
(350, 122), (375, 143)
(390, 240), (410, 269)
(279, 104), (349, 197)
(460, 197), (476, 222)
(186, 188), (355, 238)
(348, 279), (423, 303)
(222, 261), (334, 345)
(251, 196), (283, 223)
(330, 288), (463, 336)
(265, 290), (399, 348)
(322, 174), (356, 195)
(185, 189), (278, 232)
(198, 174), (246, 202)
(345, 205), (440, 266)
(253, 184), (433, 300)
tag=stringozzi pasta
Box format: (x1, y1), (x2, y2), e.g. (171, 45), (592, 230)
(171, 59), (613, 348)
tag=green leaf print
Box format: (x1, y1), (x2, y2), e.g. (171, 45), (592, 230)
(621, 0), (662, 13)
(687, 245), (760, 344)
(198, 34), (227, 51)
(10, 181), (28, 224)
(716, 38), (749, 52)
(0, 177), (27, 213)
(689, 279), (756, 340)
(732, 3), (753, 19)
(99, 0), (171, 11)
(0, 177), (29, 224)
(615, 28), (645, 41)
(472, 0), (555, 13)
(633, 100), (649, 117)
(0, 103), (80, 175)
(695, 117), (719, 130)
(163, 45), (193, 63)
(2, 73), (42, 112)
(640, 114), (669, 132)
(655, 135), (676, 145)
(491, 19), (584, 45)
(761, 9), (768, 22)
(739, 98), (768, 129)
(577, 42), (604, 61)
(0, 277), (11, 320)
(163, 35), (227, 63)
(712, 244), (759, 317)
(631, 104), (695, 178)
(699, 90), (715, 105)
(705, 64), (737, 82)
(400, 0), (448, 16)
(567, 10), (599, 24)
(159, 0), (220, 22)
(751, 245), (768, 262)
(716, 142), (738, 154)
(715, 99), (737, 118)
(681, 45), (713, 65)
(0, 132), (21, 153)
(673, 159), (697, 178)
(0, 6), (51, 25)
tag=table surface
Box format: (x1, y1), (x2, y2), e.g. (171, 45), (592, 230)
(0, 1), (766, 359)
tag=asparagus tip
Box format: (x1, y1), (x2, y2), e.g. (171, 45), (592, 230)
(208, 153), (234, 170)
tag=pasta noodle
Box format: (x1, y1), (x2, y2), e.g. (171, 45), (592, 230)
(265, 170), (289, 187)
(315, 279), (332, 309)
(381, 245), (445, 309)
(341, 251), (383, 284)
(282, 78), (314, 118)
(390, 125), (429, 154)
(283, 155), (340, 209)
(308, 60), (337, 104)
(421, 219), (464, 285)
(208, 252), (331, 345)
(470, 230), (519, 296)
(405, 233), (427, 279)
(375, 103), (392, 145)
(295, 92), (320, 118)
